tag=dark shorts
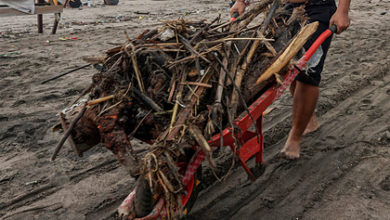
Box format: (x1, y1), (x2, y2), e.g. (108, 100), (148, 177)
(294, 1), (337, 86)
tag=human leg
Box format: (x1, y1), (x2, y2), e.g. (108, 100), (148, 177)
(280, 81), (319, 159)
(290, 80), (320, 136)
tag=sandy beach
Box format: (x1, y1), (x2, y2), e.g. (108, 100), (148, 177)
(1, 0), (390, 219)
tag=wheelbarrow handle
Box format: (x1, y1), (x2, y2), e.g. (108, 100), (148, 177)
(329, 24), (338, 34)
(274, 24), (338, 99)
(302, 24), (337, 63)
(230, 11), (239, 22)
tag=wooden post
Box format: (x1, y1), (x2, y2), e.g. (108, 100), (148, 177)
(51, 0), (61, 34)
(52, 13), (60, 34)
(37, 0), (45, 33)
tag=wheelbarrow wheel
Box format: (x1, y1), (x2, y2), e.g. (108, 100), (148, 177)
(104, 0), (119, 5)
(133, 167), (201, 218)
(134, 175), (154, 218)
(68, 0), (82, 8)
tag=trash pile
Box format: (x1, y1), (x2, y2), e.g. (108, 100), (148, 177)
(55, 0), (313, 218)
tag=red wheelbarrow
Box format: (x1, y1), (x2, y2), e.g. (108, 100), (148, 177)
(117, 24), (338, 219)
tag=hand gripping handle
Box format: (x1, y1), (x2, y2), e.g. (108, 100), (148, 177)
(329, 24), (337, 34)
(303, 24), (337, 63)
(230, 11), (239, 22)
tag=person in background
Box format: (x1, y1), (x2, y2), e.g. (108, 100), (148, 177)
(230, 0), (351, 159)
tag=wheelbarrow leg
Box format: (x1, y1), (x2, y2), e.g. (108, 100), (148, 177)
(232, 115), (266, 181)
(229, 143), (257, 181)
(255, 116), (264, 164)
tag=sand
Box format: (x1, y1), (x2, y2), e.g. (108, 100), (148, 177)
(1, 0), (389, 219)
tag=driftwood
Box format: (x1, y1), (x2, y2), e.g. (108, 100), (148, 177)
(54, 0), (316, 217)
(230, 0), (280, 117)
(87, 95), (115, 106)
(255, 21), (319, 84)
(51, 99), (89, 161)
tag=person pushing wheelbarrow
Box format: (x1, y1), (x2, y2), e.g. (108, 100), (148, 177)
(231, 0), (351, 159)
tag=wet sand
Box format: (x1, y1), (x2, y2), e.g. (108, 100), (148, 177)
(1, 0), (389, 219)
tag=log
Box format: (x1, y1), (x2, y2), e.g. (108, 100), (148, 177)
(255, 22), (319, 85)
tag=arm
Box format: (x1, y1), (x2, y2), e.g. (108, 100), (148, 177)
(230, 0), (246, 16)
(330, 0), (351, 34)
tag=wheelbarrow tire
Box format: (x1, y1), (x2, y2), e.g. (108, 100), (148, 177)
(181, 166), (201, 217)
(134, 175), (154, 218)
(133, 168), (201, 218)
(104, 0), (119, 5)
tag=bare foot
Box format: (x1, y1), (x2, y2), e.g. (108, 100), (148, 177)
(280, 135), (301, 160)
(303, 114), (320, 136)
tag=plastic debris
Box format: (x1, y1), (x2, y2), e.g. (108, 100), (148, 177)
(0, 51), (21, 58)
(25, 180), (39, 186)
(59, 37), (79, 41)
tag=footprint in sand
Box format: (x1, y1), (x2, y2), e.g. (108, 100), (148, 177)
(351, 71), (360, 76)
(12, 99), (26, 107)
(379, 175), (390, 191)
(345, 104), (354, 115)
(39, 94), (61, 102)
(359, 99), (374, 110)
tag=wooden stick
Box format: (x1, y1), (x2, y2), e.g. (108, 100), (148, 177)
(154, 110), (173, 115)
(260, 33), (277, 56)
(133, 88), (163, 112)
(213, 42), (232, 122)
(165, 68), (213, 141)
(223, 37), (274, 41)
(152, 48), (186, 52)
(158, 170), (175, 192)
(129, 110), (152, 138)
(183, 66), (211, 101)
(188, 126), (216, 169)
(188, 126), (211, 153)
(255, 22), (319, 84)
(231, 0), (274, 31)
(201, 37), (274, 45)
(41, 64), (91, 84)
(167, 80), (176, 103)
(226, 24), (261, 86)
(189, 16), (219, 44)
(129, 43), (146, 93)
(181, 82), (212, 88)
(179, 35), (211, 64)
(140, 42), (182, 47)
(169, 102), (179, 130)
(169, 67), (188, 129)
(213, 52), (261, 144)
(87, 95), (114, 106)
(360, 155), (379, 160)
(167, 44), (222, 68)
(230, 0), (280, 116)
(210, 21), (230, 32)
(51, 100), (88, 161)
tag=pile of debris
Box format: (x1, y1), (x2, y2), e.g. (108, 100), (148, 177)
(54, 0), (313, 217)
